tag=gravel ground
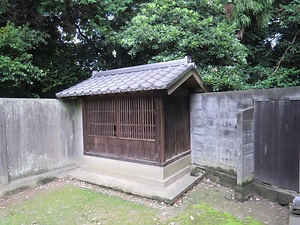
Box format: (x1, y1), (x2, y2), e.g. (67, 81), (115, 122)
(0, 177), (290, 224)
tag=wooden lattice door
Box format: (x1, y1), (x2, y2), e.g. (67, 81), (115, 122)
(83, 96), (157, 163)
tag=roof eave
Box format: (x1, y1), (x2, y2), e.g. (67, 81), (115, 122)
(166, 68), (209, 95)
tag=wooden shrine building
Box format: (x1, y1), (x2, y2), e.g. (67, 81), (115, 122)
(56, 57), (207, 188)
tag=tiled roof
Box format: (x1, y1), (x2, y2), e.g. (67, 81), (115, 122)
(56, 57), (203, 98)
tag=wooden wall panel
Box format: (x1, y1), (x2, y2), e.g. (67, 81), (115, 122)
(164, 95), (191, 163)
(83, 95), (157, 164)
(254, 100), (300, 191)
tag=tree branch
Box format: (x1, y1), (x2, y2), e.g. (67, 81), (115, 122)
(76, 24), (89, 41)
(271, 29), (300, 76)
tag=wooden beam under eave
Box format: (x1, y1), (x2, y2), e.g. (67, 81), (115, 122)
(167, 70), (209, 95)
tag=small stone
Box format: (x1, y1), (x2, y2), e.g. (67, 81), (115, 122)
(91, 217), (98, 222)
(190, 215), (195, 220)
(224, 193), (232, 200)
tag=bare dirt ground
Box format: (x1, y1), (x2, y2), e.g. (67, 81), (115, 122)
(181, 179), (289, 225)
(0, 177), (289, 225)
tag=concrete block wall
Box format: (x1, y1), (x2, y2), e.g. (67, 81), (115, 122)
(237, 107), (254, 186)
(0, 98), (83, 186)
(191, 91), (253, 172)
(191, 86), (300, 186)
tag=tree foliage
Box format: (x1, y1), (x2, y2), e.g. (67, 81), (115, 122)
(120, 0), (247, 66)
(233, 0), (300, 90)
(0, 0), (299, 96)
(233, 0), (274, 28)
(119, 0), (300, 91)
(0, 0), (140, 97)
(0, 22), (47, 97)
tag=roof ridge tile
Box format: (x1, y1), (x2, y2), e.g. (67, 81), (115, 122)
(92, 57), (193, 78)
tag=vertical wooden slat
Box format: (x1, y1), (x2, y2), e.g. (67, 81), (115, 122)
(91, 101), (95, 136)
(123, 97), (125, 137)
(143, 97), (145, 139)
(151, 97), (154, 139)
(134, 98), (137, 138)
(127, 99), (132, 138)
(146, 97), (149, 139)
(141, 98), (144, 139)
(120, 98), (122, 137)
(127, 98), (129, 138)
(107, 99), (109, 136)
(127, 97), (129, 138)
(116, 98), (119, 138)
(123, 98), (125, 137)
(139, 98), (145, 139)
(136, 97), (138, 138)
(147, 97), (149, 139)
(95, 100), (98, 135)
(83, 99), (87, 154)
(254, 100), (300, 191)
(293, 101), (300, 192)
(127, 97), (130, 138)
(142, 97), (144, 139)
(148, 97), (151, 139)
(137, 97), (140, 138)
(96, 100), (98, 135)
(144, 97), (146, 139)
(144, 97), (147, 139)
(136, 98), (138, 138)
(126, 97), (127, 137)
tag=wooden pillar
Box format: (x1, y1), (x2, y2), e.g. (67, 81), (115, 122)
(155, 96), (165, 164)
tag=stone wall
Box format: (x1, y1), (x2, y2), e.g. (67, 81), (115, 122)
(191, 86), (300, 186)
(190, 91), (252, 172)
(237, 107), (254, 186)
(0, 98), (83, 186)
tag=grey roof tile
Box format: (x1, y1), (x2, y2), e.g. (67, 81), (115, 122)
(154, 80), (166, 87)
(56, 57), (199, 98)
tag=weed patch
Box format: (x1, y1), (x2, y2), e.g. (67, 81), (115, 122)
(0, 185), (157, 225)
(0, 183), (265, 225)
(167, 203), (263, 225)
(37, 176), (58, 185)
(4, 186), (30, 196)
